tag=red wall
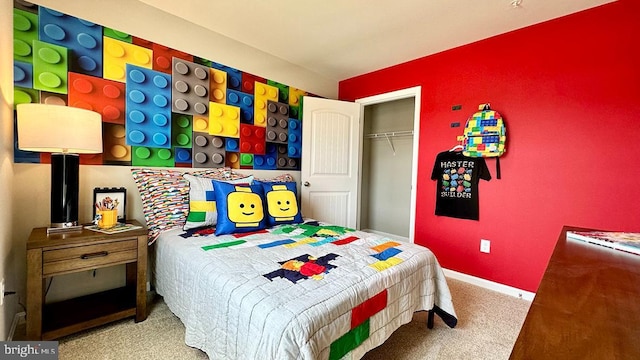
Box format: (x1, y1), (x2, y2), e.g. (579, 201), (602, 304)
(339, 0), (640, 292)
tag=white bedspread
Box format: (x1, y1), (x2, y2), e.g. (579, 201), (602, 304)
(155, 222), (456, 360)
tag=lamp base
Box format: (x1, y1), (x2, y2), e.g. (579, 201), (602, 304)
(47, 225), (83, 235)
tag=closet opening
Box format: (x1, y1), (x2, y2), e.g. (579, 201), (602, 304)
(356, 87), (421, 243)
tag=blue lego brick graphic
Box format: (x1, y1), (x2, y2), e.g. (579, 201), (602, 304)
(174, 147), (192, 164)
(14, 61), (33, 88)
(226, 89), (254, 124)
(254, 143), (278, 170)
(288, 118), (302, 158)
(212, 63), (241, 90)
(226, 138), (240, 152)
(39, 7), (103, 77)
(125, 64), (172, 149)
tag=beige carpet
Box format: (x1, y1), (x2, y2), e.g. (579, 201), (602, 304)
(41, 278), (530, 359)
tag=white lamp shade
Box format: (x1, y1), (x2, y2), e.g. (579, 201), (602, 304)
(17, 104), (103, 154)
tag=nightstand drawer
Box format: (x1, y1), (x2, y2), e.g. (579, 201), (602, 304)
(43, 239), (137, 276)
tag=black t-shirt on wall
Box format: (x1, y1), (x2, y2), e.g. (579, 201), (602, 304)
(430, 151), (491, 220)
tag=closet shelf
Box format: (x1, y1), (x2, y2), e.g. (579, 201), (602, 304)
(364, 130), (414, 139)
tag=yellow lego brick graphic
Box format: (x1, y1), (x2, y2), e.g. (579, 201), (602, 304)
(193, 114), (209, 133)
(289, 87), (306, 107)
(103, 37), (152, 82)
(210, 68), (227, 104)
(209, 102), (240, 138)
(254, 82), (279, 127)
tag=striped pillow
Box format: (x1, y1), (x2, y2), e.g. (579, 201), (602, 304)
(131, 168), (245, 243)
(183, 174), (253, 231)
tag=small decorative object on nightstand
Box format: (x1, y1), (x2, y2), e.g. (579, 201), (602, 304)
(26, 220), (148, 340)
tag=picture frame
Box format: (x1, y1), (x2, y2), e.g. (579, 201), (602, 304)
(93, 187), (127, 223)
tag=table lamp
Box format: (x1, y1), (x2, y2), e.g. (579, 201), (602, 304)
(16, 104), (103, 234)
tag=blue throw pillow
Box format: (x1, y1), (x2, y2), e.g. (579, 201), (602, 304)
(258, 181), (303, 226)
(213, 180), (267, 235)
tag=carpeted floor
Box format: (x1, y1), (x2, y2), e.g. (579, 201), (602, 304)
(19, 278), (532, 359)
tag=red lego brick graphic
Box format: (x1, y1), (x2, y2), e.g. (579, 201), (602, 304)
(68, 72), (125, 124)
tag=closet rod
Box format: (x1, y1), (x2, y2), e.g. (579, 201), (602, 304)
(364, 130), (414, 139)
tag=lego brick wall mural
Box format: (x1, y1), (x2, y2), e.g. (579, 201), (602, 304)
(13, 4), (308, 170)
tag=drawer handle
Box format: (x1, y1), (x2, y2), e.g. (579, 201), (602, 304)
(81, 251), (109, 260)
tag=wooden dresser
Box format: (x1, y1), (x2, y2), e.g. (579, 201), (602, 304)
(26, 220), (148, 340)
(509, 226), (640, 359)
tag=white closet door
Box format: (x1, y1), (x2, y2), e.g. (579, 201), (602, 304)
(301, 97), (361, 228)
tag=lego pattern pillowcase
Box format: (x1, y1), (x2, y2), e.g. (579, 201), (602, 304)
(131, 167), (247, 243)
(258, 181), (303, 226)
(213, 180), (267, 236)
(183, 174), (254, 231)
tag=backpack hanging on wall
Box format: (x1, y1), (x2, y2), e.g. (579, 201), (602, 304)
(462, 103), (506, 179)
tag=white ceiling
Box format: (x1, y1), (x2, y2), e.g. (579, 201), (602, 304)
(138, 0), (614, 81)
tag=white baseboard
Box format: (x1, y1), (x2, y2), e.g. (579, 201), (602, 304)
(361, 229), (410, 243)
(443, 268), (535, 301)
(7, 311), (26, 341)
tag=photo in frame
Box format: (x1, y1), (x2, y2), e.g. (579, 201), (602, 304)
(93, 187), (127, 223)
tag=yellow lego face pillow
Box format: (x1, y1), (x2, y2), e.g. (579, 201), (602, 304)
(213, 180), (267, 235)
(258, 181), (303, 226)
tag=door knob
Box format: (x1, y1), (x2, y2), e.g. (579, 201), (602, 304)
(303, 181), (310, 187)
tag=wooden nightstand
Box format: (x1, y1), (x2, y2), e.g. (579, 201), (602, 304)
(26, 220), (148, 340)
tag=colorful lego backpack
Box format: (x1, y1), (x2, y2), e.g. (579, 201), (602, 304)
(462, 103), (506, 178)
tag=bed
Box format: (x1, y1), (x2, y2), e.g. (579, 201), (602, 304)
(154, 221), (457, 360)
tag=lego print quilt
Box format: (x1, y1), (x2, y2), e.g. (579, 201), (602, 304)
(154, 221), (457, 360)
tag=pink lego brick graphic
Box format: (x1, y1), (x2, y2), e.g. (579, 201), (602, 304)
(209, 102), (241, 138)
(172, 58), (209, 116)
(68, 72), (125, 124)
(240, 124), (266, 155)
(210, 68), (227, 104)
(153, 44), (193, 74)
(254, 82), (279, 127)
(103, 37), (152, 82)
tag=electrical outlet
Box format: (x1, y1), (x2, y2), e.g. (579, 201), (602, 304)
(480, 239), (491, 253)
(1, 278), (4, 306)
